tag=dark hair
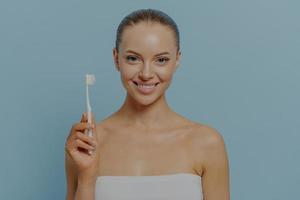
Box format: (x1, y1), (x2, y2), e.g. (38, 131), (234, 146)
(115, 8), (180, 53)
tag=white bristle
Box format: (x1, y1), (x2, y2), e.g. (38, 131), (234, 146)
(86, 74), (96, 85)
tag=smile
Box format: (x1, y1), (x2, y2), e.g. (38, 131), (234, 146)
(132, 81), (159, 94)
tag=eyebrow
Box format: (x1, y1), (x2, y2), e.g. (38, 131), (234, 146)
(125, 49), (170, 57)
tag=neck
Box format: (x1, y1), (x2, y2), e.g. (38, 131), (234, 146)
(115, 93), (175, 130)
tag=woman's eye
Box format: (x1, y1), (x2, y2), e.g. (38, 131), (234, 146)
(126, 56), (139, 62)
(156, 57), (169, 64)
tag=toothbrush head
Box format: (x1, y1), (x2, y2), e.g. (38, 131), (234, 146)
(86, 74), (96, 86)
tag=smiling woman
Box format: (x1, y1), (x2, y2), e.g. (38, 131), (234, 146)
(65, 8), (230, 200)
(112, 11), (182, 105)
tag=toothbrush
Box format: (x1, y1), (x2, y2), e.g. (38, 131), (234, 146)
(85, 74), (96, 155)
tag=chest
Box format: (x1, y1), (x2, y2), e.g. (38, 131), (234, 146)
(96, 127), (198, 176)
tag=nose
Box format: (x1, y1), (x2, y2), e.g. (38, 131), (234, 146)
(138, 62), (154, 80)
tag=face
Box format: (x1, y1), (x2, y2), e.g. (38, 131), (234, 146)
(113, 22), (181, 106)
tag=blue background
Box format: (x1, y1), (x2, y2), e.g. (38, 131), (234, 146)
(0, 0), (299, 199)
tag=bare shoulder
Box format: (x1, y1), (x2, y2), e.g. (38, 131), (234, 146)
(190, 123), (230, 198)
(193, 122), (228, 163)
(189, 122), (226, 148)
(187, 122), (229, 175)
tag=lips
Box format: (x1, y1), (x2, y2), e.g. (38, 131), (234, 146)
(132, 81), (159, 86)
(132, 81), (160, 94)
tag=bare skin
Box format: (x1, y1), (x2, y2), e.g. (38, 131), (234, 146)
(65, 22), (230, 200)
(96, 109), (202, 176)
(94, 111), (230, 200)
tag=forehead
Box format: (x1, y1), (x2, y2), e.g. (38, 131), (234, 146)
(120, 22), (176, 55)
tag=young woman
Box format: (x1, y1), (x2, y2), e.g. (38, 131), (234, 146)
(65, 8), (230, 200)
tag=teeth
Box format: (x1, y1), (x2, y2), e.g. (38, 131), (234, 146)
(133, 81), (158, 87)
(139, 84), (155, 88)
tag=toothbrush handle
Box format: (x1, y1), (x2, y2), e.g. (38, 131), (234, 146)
(86, 82), (93, 154)
(87, 108), (93, 155)
(87, 127), (93, 155)
(87, 128), (93, 137)
(87, 109), (93, 136)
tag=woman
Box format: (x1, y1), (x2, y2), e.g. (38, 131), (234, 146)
(65, 8), (230, 200)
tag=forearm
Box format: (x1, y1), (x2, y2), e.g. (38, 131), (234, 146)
(74, 178), (96, 200)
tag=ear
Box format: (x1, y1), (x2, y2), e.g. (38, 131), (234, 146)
(113, 48), (120, 71)
(175, 50), (181, 70)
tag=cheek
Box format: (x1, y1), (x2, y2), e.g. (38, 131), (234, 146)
(119, 65), (137, 81)
(155, 67), (176, 81)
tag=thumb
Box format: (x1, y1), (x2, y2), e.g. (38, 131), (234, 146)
(80, 112), (88, 122)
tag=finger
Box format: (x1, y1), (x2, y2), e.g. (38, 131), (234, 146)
(72, 122), (94, 132)
(75, 138), (95, 151)
(74, 131), (96, 147)
(80, 112), (88, 122)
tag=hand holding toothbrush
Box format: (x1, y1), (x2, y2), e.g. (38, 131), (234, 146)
(65, 112), (100, 181)
(64, 74), (100, 181)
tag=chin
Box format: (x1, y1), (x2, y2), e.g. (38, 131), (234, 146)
(129, 89), (164, 107)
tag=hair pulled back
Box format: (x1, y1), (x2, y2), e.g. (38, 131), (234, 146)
(115, 8), (180, 52)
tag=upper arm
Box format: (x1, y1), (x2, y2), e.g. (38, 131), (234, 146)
(201, 126), (230, 200)
(65, 152), (78, 200)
